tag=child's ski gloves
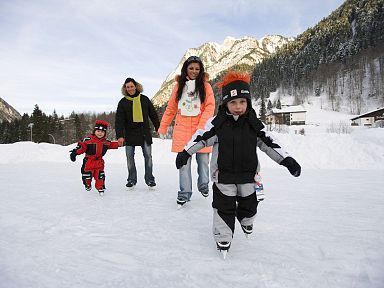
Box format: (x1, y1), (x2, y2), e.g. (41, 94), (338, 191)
(280, 157), (301, 177)
(70, 150), (77, 162)
(176, 150), (191, 169)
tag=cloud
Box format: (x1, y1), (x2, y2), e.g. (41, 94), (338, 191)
(0, 0), (345, 115)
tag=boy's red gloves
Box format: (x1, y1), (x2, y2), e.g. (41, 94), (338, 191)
(280, 157), (301, 177)
(176, 150), (191, 169)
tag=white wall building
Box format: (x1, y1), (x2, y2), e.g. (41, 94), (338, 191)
(266, 106), (306, 125)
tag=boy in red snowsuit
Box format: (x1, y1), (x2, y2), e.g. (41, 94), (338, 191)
(70, 120), (119, 196)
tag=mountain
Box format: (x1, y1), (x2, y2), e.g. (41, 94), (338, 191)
(250, 0), (384, 115)
(0, 97), (21, 122)
(152, 35), (292, 107)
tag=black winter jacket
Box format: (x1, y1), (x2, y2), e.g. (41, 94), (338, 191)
(184, 107), (290, 184)
(115, 94), (160, 146)
(212, 109), (264, 183)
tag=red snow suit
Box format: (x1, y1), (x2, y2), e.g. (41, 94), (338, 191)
(74, 134), (119, 191)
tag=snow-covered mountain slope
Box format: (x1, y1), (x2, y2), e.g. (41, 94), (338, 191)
(0, 97), (21, 122)
(152, 35), (292, 107)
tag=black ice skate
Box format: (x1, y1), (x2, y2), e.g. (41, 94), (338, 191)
(147, 181), (156, 190)
(200, 190), (209, 198)
(241, 224), (253, 238)
(126, 181), (136, 190)
(176, 198), (187, 209)
(216, 241), (231, 259)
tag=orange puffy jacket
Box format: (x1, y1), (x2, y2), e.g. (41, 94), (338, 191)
(158, 81), (215, 153)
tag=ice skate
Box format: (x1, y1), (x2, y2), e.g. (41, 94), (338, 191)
(200, 190), (209, 198)
(147, 181), (156, 190)
(126, 181), (136, 190)
(216, 241), (231, 259)
(241, 224), (253, 238)
(176, 198), (187, 209)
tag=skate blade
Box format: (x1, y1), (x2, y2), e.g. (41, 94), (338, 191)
(220, 250), (227, 260)
(177, 203), (187, 210)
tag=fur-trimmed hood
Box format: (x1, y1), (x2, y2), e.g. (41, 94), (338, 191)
(121, 82), (144, 97)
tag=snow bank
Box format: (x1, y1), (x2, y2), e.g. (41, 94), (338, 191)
(1, 127), (383, 170)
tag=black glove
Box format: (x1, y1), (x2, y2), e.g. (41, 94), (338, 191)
(176, 150), (191, 169)
(70, 150), (77, 162)
(280, 157), (301, 177)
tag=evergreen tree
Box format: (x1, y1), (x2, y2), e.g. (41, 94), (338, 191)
(276, 99), (282, 109)
(19, 114), (30, 141)
(267, 100), (273, 111)
(74, 114), (84, 141)
(30, 104), (48, 143)
(259, 96), (267, 122)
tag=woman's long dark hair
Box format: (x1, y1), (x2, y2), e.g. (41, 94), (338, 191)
(176, 57), (206, 103)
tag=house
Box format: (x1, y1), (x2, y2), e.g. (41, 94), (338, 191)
(350, 107), (384, 126)
(266, 105), (306, 125)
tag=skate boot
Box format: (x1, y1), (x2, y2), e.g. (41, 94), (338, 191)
(126, 180), (136, 190)
(200, 190), (209, 198)
(241, 224), (253, 238)
(176, 198), (187, 209)
(147, 181), (156, 190)
(85, 185), (92, 191)
(216, 241), (231, 259)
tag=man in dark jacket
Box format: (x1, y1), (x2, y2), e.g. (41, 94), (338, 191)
(115, 77), (160, 189)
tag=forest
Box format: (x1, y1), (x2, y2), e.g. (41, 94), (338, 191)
(249, 0), (384, 114)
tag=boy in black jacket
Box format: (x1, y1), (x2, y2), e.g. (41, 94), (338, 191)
(176, 71), (301, 255)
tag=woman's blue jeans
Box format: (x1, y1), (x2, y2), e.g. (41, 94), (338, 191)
(178, 153), (209, 201)
(125, 141), (154, 185)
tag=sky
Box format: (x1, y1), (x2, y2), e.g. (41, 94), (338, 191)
(0, 0), (346, 116)
(1, 106), (384, 287)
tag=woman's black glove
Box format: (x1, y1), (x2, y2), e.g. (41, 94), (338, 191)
(70, 150), (77, 162)
(176, 150), (191, 169)
(280, 157), (301, 177)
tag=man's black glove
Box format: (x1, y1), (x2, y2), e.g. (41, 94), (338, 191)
(176, 150), (191, 169)
(280, 157), (301, 177)
(70, 150), (77, 162)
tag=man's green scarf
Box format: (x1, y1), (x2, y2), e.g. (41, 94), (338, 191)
(125, 94), (143, 122)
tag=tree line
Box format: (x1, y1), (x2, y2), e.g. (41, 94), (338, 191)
(0, 105), (116, 145)
(0, 103), (163, 145)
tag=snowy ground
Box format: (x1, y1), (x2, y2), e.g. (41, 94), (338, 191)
(1, 110), (384, 287)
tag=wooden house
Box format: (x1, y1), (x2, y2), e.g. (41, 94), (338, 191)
(350, 107), (384, 126)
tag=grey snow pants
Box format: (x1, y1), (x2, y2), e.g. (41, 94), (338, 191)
(212, 182), (259, 243)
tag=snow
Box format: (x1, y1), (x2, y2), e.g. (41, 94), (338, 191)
(1, 106), (384, 288)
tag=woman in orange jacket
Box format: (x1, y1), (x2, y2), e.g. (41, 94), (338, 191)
(158, 56), (215, 207)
